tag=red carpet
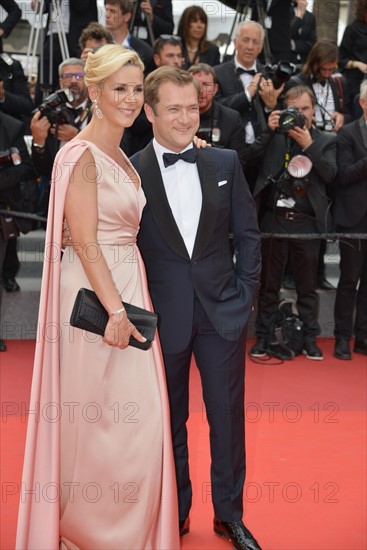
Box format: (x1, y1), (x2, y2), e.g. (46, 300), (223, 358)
(1, 339), (366, 550)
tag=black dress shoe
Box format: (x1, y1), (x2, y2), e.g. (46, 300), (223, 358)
(214, 518), (262, 550)
(250, 338), (268, 358)
(3, 277), (20, 292)
(0, 339), (7, 352)
(317, 276), (335, 290)
(302, 341), (323, 360)
(179, 516), (190, 537)
(334, 339), (351, 360)
(354, 338), (367, 355)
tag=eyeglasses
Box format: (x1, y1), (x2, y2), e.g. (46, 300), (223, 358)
(159, 35), (182, 42)
(61, 72), (85, 81)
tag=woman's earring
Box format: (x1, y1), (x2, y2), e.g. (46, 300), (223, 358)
(93, 99), (103, 119)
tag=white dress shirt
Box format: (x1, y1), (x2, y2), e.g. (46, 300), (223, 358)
(312, 81), (336, 125)
(153, 139), (202, 258)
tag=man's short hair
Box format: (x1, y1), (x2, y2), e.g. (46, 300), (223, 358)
(234, 20), (265, 44)
(144, 66), (200, 110)
(153, 35), (183, 57)
(188, 63), (217, 83)
(79, 22), (113, 51)
(284, 85), (316, 107)
(104, 0), (134, 16)
(58, 58), (85, 77)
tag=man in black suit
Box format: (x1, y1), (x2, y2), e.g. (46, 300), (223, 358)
(104, 0), (153, 69)
(131, 67), (262, 550)
(0, 111), (36, 351)
(250, 85), (337, 361)
(188, 63), (247, 173)
(333, 80), (367, 360)
(214, 20), (284, 192)
(0, 0), (21, 53)
(32, 0), (98, 104)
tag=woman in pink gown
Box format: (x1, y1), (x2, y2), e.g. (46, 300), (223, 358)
(16, 45), (179, 549)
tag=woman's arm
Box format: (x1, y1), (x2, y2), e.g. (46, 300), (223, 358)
(64, 148), (145, 348)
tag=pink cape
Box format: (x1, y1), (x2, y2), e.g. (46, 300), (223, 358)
(16, 141), (179, 549)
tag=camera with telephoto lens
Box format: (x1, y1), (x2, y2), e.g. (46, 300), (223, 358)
(264, 60), (296, 89)
(278, 106), (307, 133)
(38, 89), (75, 125)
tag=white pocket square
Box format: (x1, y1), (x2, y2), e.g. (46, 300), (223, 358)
(218, 180), (227, 187)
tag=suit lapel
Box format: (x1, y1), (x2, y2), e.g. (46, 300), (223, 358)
(358, 117), (367, 150)
(192, 149), (219, 261)
(139, 143), (189, 259)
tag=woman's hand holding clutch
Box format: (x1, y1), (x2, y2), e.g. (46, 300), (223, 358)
(103, 310), (147, 350)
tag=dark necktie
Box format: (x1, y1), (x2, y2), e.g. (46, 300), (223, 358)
(69, 107), (83, 119)
(236, 67), (256, 76)
(162, 148), (197, 168)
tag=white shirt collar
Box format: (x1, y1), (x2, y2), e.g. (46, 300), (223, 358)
(234, 57), (257, 73)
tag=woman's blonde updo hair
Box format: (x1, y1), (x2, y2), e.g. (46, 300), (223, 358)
(84, 44), (144, 87)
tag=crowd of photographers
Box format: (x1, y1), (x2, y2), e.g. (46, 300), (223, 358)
(0, 0), (366, 360)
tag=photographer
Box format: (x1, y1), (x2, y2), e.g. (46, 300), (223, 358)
(188, 63), (247, 173)
(214, 21), (288, 192)
(287, 39), (351, 133)
(250, 85), (337, 361)
(0, 111), (36, 352)
(30, 58), (90, 214)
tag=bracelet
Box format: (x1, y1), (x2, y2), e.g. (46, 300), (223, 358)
(110, 307), (125, 317)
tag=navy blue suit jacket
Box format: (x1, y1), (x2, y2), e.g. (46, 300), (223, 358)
(131, 143), (261, 354)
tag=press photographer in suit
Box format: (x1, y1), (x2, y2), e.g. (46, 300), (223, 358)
(131, 67), (262, 550)
(250, 85), (337, 361)
(214, 21), (285, 191)
(188, 63), (247, 173)
(333, 80), (367, 360)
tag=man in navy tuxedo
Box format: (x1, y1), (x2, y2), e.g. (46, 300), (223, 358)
(131, 66), (262, 550)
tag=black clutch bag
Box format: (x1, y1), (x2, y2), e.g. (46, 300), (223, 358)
(70, 288), (158, 351)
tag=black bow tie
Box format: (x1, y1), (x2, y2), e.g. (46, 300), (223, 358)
(69, 106), (83, 118)
(162, 148), (197, 168)
(236, 67), (256, 76)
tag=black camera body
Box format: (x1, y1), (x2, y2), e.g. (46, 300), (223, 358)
(196, 127), (221, 145)
(315, 119), (335, 132)
(38, 89), (75, 126)
(264, 60), (296, 89)
(278, 106), (307, 133)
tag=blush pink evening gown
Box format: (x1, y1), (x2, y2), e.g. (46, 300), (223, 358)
(16, 139), (179, 550)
